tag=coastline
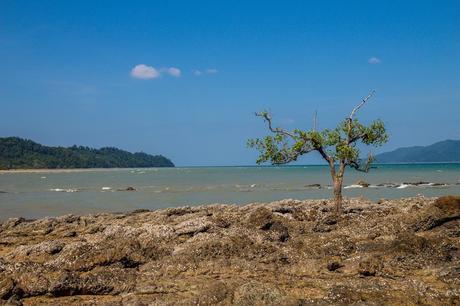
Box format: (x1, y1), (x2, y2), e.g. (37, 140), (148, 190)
(0, 167), (149, 174)
(1, 196), (458, 304)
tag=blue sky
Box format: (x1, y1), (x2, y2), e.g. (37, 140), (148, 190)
(1, 1), (459, 166)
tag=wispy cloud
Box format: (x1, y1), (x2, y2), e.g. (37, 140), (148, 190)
(166, 67), (181, 77)
(131, 65), (217, 79)
(205, 68), (218, 74)
(368, 57), (381, 64)
(193, 68), (218, 76)
(131, 64), (183, 79)
(131, 64), (160, 79)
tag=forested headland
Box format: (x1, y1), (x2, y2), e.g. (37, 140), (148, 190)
(0, 137), (174, 169)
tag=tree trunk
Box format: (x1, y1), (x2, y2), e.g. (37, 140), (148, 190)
(333, 176), (343, 214)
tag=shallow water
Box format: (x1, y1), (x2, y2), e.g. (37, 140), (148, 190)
(0, 163), (459, 221)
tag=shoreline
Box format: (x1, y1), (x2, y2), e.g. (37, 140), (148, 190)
(0, 167), (157, 174)
(0, 195), (458, 304)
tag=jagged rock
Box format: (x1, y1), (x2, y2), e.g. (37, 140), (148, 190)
(164, 206), (193, 217)
(174, 217), (213, 236)
(245, 207), (273, 228)
(2, 217), (26, 229)
(410, 196), (460, 231)
(0, 276), (14, 300)
(233, 281), (286, 306)
(271, 207), (294, 214)
(0, 196), (458, 304)
(63, 231), (76, 237)
(358, 257), (383, 276)
(327, 261), (343, 271)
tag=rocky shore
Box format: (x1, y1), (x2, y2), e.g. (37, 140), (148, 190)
(0, 196), (459, 305)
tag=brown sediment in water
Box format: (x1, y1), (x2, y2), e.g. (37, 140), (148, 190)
(0, 196), (459, 305)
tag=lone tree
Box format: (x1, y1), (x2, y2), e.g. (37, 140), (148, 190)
(248, 91), (388, 214)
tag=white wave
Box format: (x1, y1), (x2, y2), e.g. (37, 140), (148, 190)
(40, 176), (47, 179)
(101, 187), (112, 191)
(344, 184), (363, 189)
(250, 184), (257, 188)
(50, 188), (78, 193)
(397, 184), (409, 189)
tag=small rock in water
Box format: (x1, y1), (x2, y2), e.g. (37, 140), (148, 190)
(117, 186), (137, 191)
(355, 180), (370, 187)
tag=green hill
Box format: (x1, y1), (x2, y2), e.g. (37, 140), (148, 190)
(0, 137), (174, 169)
(375, 140), (460, 163)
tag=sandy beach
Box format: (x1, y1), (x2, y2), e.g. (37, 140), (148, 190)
(1, 196), (458, 305)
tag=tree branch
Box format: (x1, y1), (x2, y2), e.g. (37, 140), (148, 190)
(348, 153), (374, 173)
(349, 90), (375, 120)
(256, 112), (296, 139)
(313, 110), (317, 131)
(349, 132), (367, 144)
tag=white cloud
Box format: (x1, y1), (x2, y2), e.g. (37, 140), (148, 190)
(166, 67), (181, 77)
(193, 68), (218, 76)
(131, 64), (160, 79)
(368, 57), (381, 64)
(205, 68), (218, 74)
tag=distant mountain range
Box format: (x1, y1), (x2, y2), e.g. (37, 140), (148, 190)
(375, 140), (460, 163)
(0, 137), (174, 169)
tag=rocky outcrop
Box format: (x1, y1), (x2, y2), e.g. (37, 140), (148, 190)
(0, 196), (459, 305)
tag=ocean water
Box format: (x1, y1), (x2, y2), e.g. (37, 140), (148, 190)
(0, 163), (459, 221)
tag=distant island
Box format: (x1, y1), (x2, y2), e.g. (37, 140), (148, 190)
(0, 137), (174, 169)
(375, 139), (460, 163)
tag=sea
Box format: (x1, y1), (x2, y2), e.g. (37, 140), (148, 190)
(0, 163), (459, 221)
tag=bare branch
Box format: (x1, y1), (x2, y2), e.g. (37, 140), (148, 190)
(256, 111), (296, 139)
(313, 110), (317, 131)
(348, 153), (374, 173)
(349, 90), (376, 120)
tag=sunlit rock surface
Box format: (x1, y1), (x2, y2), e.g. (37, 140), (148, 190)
(0, 196), (459, 305)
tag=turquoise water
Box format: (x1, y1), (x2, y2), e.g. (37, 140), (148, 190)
(0, 163), (459, 221)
